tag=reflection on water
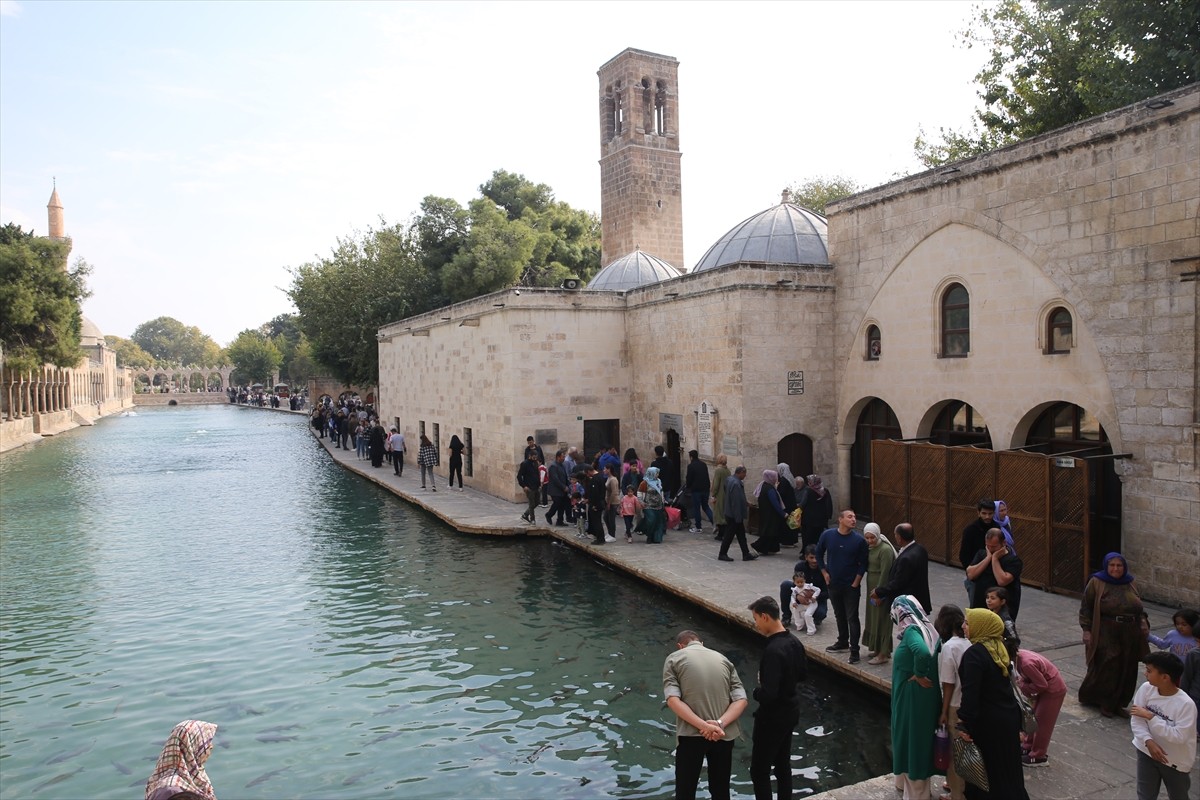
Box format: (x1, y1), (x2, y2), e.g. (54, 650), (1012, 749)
(0, 406), (888, 798)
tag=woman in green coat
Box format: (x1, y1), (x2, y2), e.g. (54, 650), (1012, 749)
(889, 596), (943, 800)
(863, 522), (897, 665)
(710, 454), (731, 541)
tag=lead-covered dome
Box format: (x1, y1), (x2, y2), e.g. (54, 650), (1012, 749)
(694, 193), (830, 271)
(80, 316), (105, 347)
(586, 249), (681, 291)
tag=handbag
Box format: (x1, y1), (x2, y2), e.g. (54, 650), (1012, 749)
(932, 725), (950, 772)
(952, 735), (989, 791)
(786, 507), (803, 530)
(1010, 674), (1039, 736)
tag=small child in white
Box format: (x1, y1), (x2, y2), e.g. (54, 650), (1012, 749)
(789, 571), (822, 634)
(1130, 651), (1197, 800)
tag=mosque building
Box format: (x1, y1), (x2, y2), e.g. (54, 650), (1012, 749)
(376, 48), (1198, 607)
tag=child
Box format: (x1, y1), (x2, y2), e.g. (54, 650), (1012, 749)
(1130, 652), (1197, 800)
(789, 571), (823, 634)
(572, 490), (588, 539)
(619, 485), (643, 544)
(985, 586), (1021, 659)
(1013, 648), (1067, 767)
(935, 604), (970, 800)
(1150, 610), (1199, 661)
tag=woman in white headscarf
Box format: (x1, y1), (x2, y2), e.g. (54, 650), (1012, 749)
(889, 597), (943, 800)
(864, 522), (898, 665)
(750, 469), (786, 555)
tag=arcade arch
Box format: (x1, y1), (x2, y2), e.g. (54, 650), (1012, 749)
(848, 397), (901, 522)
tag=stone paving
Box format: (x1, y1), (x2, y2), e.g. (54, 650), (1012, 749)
(308, 427), (1195, 800)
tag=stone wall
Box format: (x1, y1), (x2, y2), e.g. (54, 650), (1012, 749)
(827, 84), (1199, 606)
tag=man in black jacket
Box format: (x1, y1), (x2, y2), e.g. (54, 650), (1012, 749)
(871, 523), (931, 614)
(685, 449), (713, 533)
(651, 445), (676, 500)
(585, 464), (608, 545)
(960, 499), (995, 602)
(544, 449), (570, 527)
(517, 450), (541, 524)
(747, 596), (808, 800)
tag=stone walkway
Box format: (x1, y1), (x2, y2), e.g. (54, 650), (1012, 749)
(309, 428), (1194, 800)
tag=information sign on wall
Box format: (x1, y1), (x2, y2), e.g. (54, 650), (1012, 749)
(722, 435), (739, 456)
(659, 412), (684, 433)
(787, 370), (804, 395)
(696, 400), (716, 459)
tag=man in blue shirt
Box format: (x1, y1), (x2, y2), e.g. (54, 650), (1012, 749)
(816, 509), (869, 664)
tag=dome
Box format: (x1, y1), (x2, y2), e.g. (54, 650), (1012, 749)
(586, 249), (681, 291)
(693, 195), (830, 271)
(80, 316), (105, 347)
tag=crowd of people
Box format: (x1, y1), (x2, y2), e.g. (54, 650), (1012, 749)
(227, 386), (305, 410)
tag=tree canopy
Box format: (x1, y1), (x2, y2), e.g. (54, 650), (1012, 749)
(104, 335), (156, 369)
(258, 313), (313, 386)
(915, 0), (1200, 167)
(130, 316), (224, 366)
(785, 176), (863, 215)
(288, 170), (601, 385)
(226, 329), (283, 386)
(0, 223), (91, 372)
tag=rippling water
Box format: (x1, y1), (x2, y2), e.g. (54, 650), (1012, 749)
(0, 406), (889, 799)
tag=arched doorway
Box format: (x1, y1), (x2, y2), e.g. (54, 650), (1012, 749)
(664, 428), (682, 499)
(930, 400), (992, 448)
(1023, 402), (1121, 569)
(851, 398), (901, 522)
(776, 433), (813, 480)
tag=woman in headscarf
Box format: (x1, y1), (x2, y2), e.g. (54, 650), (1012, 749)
(864, 522), (898, 665)
(750, 469), (786, 555)
(889, 596), (943, 800)
(446, 434), (465, 490)
(368, 421), (387, 468)
(711, 454), (731, 542)
(992, 500), (1017, 552)
(145, 719), (219, 800)
(1078, 552), (1148, 716)
(638, 466), (667, 544)
(957, 608), (1029, 800)
(775, 463), (799, 547)
(799, 474), (833, 551)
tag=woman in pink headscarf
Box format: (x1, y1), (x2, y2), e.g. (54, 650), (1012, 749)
(145, 719), (219, 800)
(751, 469), (787, 556)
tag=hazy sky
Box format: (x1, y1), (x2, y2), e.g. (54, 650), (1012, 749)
(0, 0), (986, 345)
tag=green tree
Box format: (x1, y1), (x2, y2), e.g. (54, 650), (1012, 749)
(287, 221), (437, 387)
(785, 176), (863, 215)
(225, 329), (282, 386)
(0, 225), (91, 372)
(131, 316), (223, 365)
(915, 0), (1199, 166)
(104, 335), (155, 369)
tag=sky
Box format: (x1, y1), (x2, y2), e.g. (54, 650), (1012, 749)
(0, 0), (987, 346)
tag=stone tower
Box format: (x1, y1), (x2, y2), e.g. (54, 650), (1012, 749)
(47, 183), (65, 240)
(598, 48), (684, 271)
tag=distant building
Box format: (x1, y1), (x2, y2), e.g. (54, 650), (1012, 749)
(377, 51), (1198, 607)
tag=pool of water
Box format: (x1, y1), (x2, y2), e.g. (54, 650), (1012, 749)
(0, 405), (889, 798)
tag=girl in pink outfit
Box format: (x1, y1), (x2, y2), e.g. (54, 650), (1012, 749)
(1014, 648), (1068, 766)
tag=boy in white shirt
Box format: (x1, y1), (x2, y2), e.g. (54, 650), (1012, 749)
(935, 604), (971, 800)
(789, 571), (822, 634)
(1130, 651), (1197, 800)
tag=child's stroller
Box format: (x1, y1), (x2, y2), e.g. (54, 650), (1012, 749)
(666, 492), (689, 531)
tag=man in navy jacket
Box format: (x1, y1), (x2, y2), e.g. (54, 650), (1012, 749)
(816, 509), (869, 664)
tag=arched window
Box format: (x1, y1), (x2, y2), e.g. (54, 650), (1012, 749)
(941, 283), (969, 357)
(866, 325), (881, 360)
(930, 400), (992, 448)
(1046, 307), (1072, 354)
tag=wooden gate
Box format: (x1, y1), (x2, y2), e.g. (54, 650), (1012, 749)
(870, 440), (1091, 595)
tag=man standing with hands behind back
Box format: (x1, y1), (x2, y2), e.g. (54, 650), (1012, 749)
(663, 630), (749, 800)
(816, 509), (869, 664)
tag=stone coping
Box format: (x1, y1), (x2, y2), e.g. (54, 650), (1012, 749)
(307, 424), (1193, 799)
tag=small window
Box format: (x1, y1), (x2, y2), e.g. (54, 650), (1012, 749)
(464, 427), (473, 477)
(1046, 307), (1072, 354)
(866, 325), (881, 360)
(941, 283), (970, 358)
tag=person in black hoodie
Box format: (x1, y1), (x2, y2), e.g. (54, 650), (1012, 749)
(586, 464), (608, 545)
(650, 445), (677, 502)
(960, 499), (996, 603)
(684, 450), (713, 533)
(779, 546), (828, 628)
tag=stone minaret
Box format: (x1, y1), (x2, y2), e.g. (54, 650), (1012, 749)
(598, 48), (684, 270)
(47, 182), (65, 241)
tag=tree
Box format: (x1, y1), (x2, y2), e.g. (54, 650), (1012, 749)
(105, 335), (155, 369)
(287, 221), (437, 387)
(915, 0), (1199, 166)
(257, 313), (310, 385)
(131, 316), (223, 365)
(225, 329), (282, 386)
(785, 176), (863, 215)
(0, 225), (91, 372)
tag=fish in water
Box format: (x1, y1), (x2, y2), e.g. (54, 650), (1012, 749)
(245, 767), (290, 788)
(32, 768), (82, 793)
(257, 724), (303, 733)
(342, 767), (376, 786)
(523, 744), (553, 763)
(367, 730), (405, 746)
(255, 734), (300, 743)
(44, 740), (94, 765)
(111, 760), (132, 775)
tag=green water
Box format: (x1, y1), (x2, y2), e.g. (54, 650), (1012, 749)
(0, 405), (888, 799)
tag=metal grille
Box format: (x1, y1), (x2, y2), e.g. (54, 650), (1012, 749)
(871, 440), (1090, 595)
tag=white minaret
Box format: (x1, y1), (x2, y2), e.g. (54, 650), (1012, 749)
(47, 181), (65, 240)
